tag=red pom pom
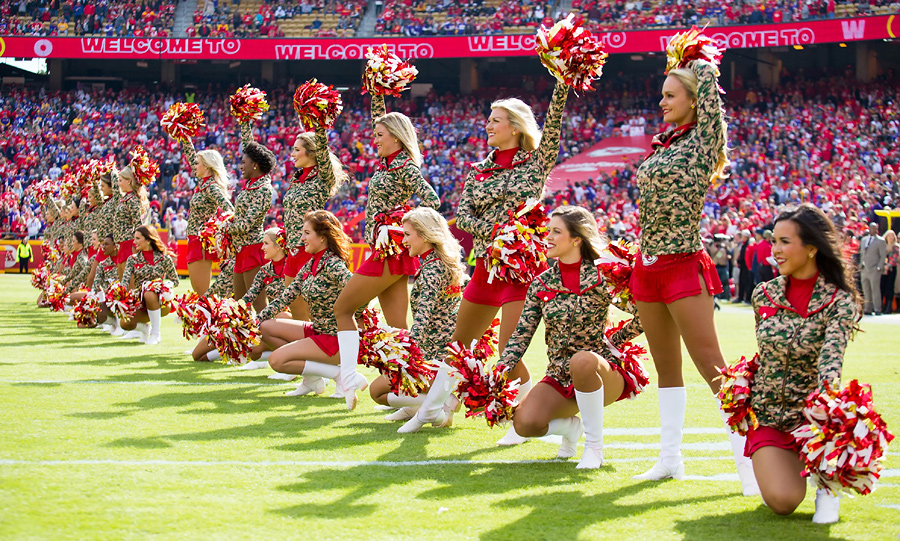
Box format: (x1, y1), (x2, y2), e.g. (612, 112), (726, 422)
(73, 292), (103, 327)
(141, 279), (175, 310)
(792, 380), (895, 496)
(105, 281), (140, 320)
(486, 199), (549, 284)
(358, 308), (437, 396)
(362, 45), (418, 98)
(206, 298), (261, 364)
(28, 177), (59, 205)
(161, 102), (206, 141)
(46, 279), (69, 312)
(198, 208), (235, 258)
(230, 84), (270, 123)
(535, 14), (609, 92)
(665, 26), (724, 75)
(172, 291), (216, 340)
(445, 340), (521, 428)
(293, 79), (343, 129)
(595, 239), (638, 312)
(716, 354), (759, 435)
(373, 204), (411, 262)
(603, 319), (650, 400)
(129, 146), (159, 187)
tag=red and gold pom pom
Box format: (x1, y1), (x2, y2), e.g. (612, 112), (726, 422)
(141, 279), (175, 310)
(272, 226), (288, 251)
(445, 341), (521, 428)
(161, 102), (206, 141)
(230, 84), (270, 123)
(665, 26), (724, 75)
(293, 79), (343, 130)
(92, 156), (116, 183)
(46, 279), (69, 312)
(473, 317), (500, 360)
(31, 264), (50, 290)
(73, 292), (103, 327)
(792, 380), (895, 496)
(28, 177), (59, 205)
(596, 239), (639, 312)
(358, 309), (437, 396)
(129, 146), (159, 187)
(535, 13), (608, 92)
(603, 319), (650, 400)
(105, 281), (140, 320)
(58, 171), (81, 200)
(486, 198), (550, 284)
(362, 45), (418, 98)
(207, 298), (261, 364)
(198, 208), (235, 258)
(715, 355), (759, 435)
(172, 291), (216, 340)
(373, 204), (411, 262)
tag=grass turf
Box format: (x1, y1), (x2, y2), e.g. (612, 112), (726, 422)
(0, 273), (897, 540)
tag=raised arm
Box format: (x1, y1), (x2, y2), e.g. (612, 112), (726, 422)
(370, 95), (386, 127)
(314, 125), (337, 194)
(536, 81), (570, 174)
(691, 60), (726, 164)
(239, 121), (254, 149)
(180, 139), (199, 176)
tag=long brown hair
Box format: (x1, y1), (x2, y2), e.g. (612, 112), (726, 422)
(303, 210), (351, 266)
(550, 206), (607, 262)
(135, 225), (170, 255)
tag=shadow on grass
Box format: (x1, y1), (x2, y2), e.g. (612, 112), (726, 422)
(673, 507), (849, 541)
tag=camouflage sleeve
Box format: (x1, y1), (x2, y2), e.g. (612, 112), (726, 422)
(314, 125), (337, 195)
(121, 256), (135, 289)
(181, 139), (198, 175)
(497, 281), (543, 372)
(691, 60), (726, 165)
(206, 259), (234, 298)
(241, 263), (270, 305)
(240, 121), (254, 149)
(163, 254), (179, 287)
(209, 185), (234, 213)
(259, 276), (301, 322)
(411, 165), (440, 209)
(751, 283), (765, 328)
(536, 81), (569, 174)
(226, 190), (269, 235)
(89, 182), (101, 208)
(455, 174), (495, 240)
(371, 94), (386, 126)
(64, 258), (89, 294)
(609, 306), (643, 349)
(816, 291), (858, 390)
(409, 264), (441, 343)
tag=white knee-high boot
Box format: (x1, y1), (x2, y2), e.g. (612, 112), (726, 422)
(718, 399), (760, 496)
(145, 309), (162, 345)
(633, 386), (686, 480)
(207, 349), (221, 362)
(384, 393), (426, 421)
(239, 351), (271, 370)
(398, 365), (457, 433)
(812, 489), (840, 524)
(285, 362), (337, 396)
(546, 417), (584, 459)
(496, 379), (532, 446)
(576, 388), (605, 469)
(109, 316), (124, 336)
(337, 330), (366, 409)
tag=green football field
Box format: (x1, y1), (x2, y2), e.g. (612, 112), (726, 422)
(1, 273), (897, 540)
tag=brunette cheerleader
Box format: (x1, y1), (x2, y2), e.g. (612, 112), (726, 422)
(118, 225), (179, 345)
(70, 235), (120, 330)
(112, 165), (148, 279)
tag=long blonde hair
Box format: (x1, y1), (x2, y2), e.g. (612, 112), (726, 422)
(667, 67), (729, 182)
(373, 112), (422, 167)
(490, 98), (541, 152)
(295, 132), (349, 195)
(402, 207), (466, 288)
(196, 149), (230, 193)
(117, 165), (150, 215)
(550, 206), (607, 262)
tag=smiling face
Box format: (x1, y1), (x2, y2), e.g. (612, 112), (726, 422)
(290, 136), (315, 168)
(240, 154), (257, 180)
(102, 236), (117, 256)
(196, 159), (210, 179)
(402, 221), (431, 257)
(373, 123), (401, 158)
(133, 229), (151, 252)
(100, 179), (113, 197)
(660, 75), (696, 127)
(485, 108), (517, 150)
(772, 219), (817, 278)
(261, 233), (283, 261)
(118, 172), (133, 193)
(546, 216), (579, 260)
(301, 221), (326, 254)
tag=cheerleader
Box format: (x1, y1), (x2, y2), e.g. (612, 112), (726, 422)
(404, 80), (570, 442)
(227, 139), (276, 311)
(112, 165), (148, 279)
(87, 169), (118, 287)
(81, 183), (105, 288)
(58, 231), (90, 295)
(368, 207), (465, 420)
(259, 210), (364, 399)
(206, 257), (235, 299)
(745, 204), (859, 523)
(195, 228), (286, 363)
(332, 93), (440, 409)
(118, 225), (179, 345)
(70, 235), (120, 329)
(630, 54), (756, 492)
(282, 126), (348, 321)
(182, 144), (234, 296)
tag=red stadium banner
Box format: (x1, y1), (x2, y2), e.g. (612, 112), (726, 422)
(550, 135), (654, 190)
(0, 16), (895, 60)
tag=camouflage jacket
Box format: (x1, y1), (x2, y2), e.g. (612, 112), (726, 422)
(410, 251), (462, 362)
(240, 259), (287, 305)
(283, 126), (338, 250)
(95, 189), (120, 241)
(91, 256), (119, 293)
(498, 259), (643, 388)
(122, 250), (180, 291)
(225, 175), (274, 250)
(56, 218), (76, 247)
(182, 140), (234, 237)
(750, 275), (858, 431)
(61, 250), (91, 294)
(78, 183), (103, 237)
(260, 251), (358, 334)
(365, 95), (440, 245)
(635, 60), (725, 256)
(206, 258), (235, 299)
(456, 82), (568, 258)
(113, 191), (143, 243)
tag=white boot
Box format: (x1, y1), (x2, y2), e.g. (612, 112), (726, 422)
(285, 362), (338, 396)
(398, 365), (457, 433)
(497, 379), (532, 446)
(239, 351), (270, 370)
(109, 317), (124, 336)
(338, 330), (365, 410)
(121, 323), (148, 340)
(207, 349), (221, 362)
(65, 305), (74, 320)
(546, 417), (584, 459)
(634, 387), (686, 480)
(576, 388), (605, 469)
(384, 393), (425, 421)
(145, 309), (162, 345)
(718, 399), (760, 496)
(812, 489), (840, 524)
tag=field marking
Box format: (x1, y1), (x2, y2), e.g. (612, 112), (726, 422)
(0, 379), (285, 387)
(884, 469), (899, 478)
(877, 504), (900, 510)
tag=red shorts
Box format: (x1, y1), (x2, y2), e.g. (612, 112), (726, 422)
(234, 243), (264, 273)
(744, 425), (801, 457)
(284, 248), (313, 278)
(356, 245), (419, 277)
(302, 322), (339, 357)
(463, 257), (540, 307)
(541, 361), (636, 402)
(186, 235), (219, 264)
(116, 240), (134, 264)
(630, 250), (723, 304)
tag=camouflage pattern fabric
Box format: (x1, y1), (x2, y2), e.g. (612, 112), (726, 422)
(410, 252), (462, 362)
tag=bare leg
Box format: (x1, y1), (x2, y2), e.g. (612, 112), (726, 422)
(369, 375), (393, 406)
(193, 336), (216, 361)
(636, 300), (684, 388)
(378, 276), (411, 329)
(188, 259), (213, 295)
(268, 337), (339, 375)
(666, 277), (726, 393)
(260, 318), (308, 350)
(241, 266), (265, 312)
(569, 350), (625, 403)
(512, 383), (579, 438)
(334, 268), (406, 331)
(499, 299), (528, 382)
(752, 446), (806, 515)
